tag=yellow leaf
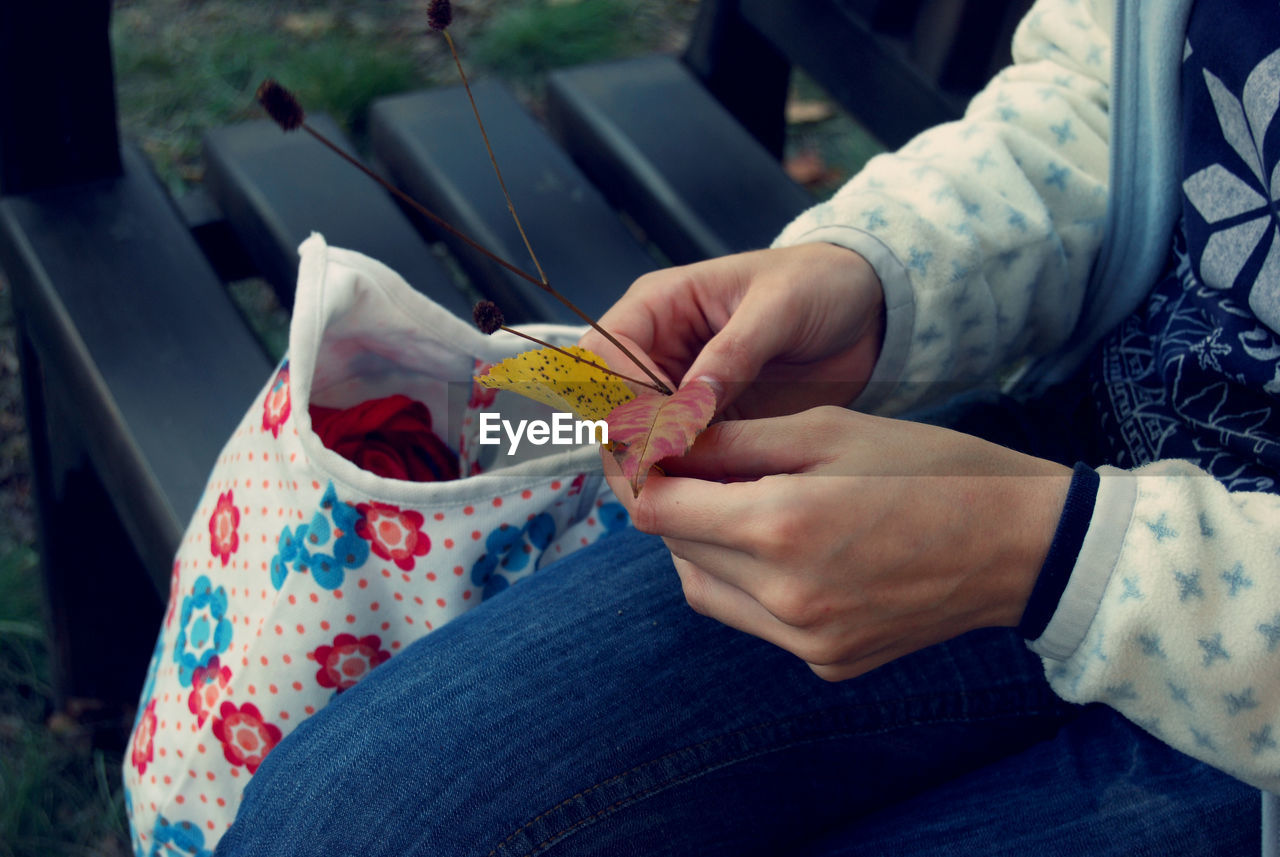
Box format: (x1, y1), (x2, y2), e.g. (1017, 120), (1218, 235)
(475, 346), (635, 422)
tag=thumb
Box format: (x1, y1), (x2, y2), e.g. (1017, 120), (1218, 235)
(681, 289), (792, 413)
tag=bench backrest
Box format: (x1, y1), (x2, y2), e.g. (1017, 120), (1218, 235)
(684, 0), (1035, 156)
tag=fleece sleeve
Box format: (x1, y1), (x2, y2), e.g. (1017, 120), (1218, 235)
(772, 0), (1115, 416)
(1028, 460), (1280, 793)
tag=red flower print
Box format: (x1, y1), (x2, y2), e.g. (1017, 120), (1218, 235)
(131, 699), (157, 775)
(211, 701), (282, 774)
(262, 363), (292, 439)
(165, 560), (181, 628)
(355, 502), (431, 570)
(188, 656), (233, 727)
(312, 633), (391, 692)
(468, 363), (498, 410)
(209, 491), (240, 566)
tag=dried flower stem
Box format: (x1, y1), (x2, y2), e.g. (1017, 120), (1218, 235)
(295, 125), (545, 288)
(433, 29), (671, 396)
(495, 326), (668, 394)
(442, 29), (547, 287)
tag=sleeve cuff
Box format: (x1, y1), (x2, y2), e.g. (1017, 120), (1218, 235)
(1027, 465), (1138, 660)
(1017, 462), (1099, 640)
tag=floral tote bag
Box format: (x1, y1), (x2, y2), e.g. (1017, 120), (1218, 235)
(123, 234), (629, 856)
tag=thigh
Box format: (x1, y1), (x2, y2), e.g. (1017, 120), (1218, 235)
(803, 706), (1259, 857)
(216, 528), (1078, 857)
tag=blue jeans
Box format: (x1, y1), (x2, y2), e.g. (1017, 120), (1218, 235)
(215, 525), (1256, 856)
(216, 385), (1258, 855)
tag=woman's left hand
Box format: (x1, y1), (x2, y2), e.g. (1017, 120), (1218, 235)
(605, 406), (1072, 681)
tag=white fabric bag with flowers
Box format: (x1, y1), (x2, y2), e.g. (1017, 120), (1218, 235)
(123, 234), (629, 855)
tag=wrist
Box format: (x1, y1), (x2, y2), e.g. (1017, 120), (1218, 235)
(988, 462), (1075, 629)
(1015, 463), (1100, 639)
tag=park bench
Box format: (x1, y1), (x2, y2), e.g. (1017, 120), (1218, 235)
(0, 0), (1031, 718)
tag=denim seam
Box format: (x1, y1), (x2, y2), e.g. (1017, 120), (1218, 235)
(487, 692), (1070, 857)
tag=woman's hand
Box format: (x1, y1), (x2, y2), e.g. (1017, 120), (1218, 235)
(580, 243), (884, 420)
(605, 407), (1072, 681)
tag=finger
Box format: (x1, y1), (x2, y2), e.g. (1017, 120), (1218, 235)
(659, 416), (828, 481)
(669, 555), (795, 645)
(680, 286), (797, 412)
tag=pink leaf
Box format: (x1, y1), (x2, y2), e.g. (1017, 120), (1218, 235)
(607, 378), (718, 497)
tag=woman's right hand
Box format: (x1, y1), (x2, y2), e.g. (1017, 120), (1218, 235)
(579, 242), (886, 420)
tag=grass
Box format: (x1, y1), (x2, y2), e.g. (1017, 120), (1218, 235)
(0, 544), (131, 857)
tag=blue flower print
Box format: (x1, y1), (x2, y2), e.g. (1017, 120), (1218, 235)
(597, 502), (630, 534)
(173, 575), (232, 688)
(150, 815), (213, 857)
(270, 482), (370, 591)
(470, 512), (558, 598)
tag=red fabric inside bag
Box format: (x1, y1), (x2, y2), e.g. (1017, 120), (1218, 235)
(309, 394), (459, 482)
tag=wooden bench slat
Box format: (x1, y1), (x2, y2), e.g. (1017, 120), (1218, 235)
(369, 83), (656, 325)
(545, 55), (813, 266)
(0, 146), (273, 583)
(202, 115), (470, 317)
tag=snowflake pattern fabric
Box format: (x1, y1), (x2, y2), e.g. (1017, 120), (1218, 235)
(123, 236), (628, 854)
(1091, 0), (1280, 491)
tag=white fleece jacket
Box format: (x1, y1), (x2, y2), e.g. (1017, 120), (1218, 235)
(775, 0), (1280, 814)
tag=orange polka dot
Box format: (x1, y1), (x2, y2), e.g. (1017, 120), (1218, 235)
(436, 598), (447, 608)
(320, 620), (330, 630)
(334, 589), (344, 599)
(434, 512), (445, 521)
(305, 705), (316, 715)
(288, 595), (296, 605)
(283, 654), (293, 664)
(493, 497), (503, 507)
(345, 614), (356, 624)
(521, 489), (532, 500)
(292, 681), (303, 691)
(370, 601), (380, 611)
(454, 566), (464, 576)
(551, 480), (562, 490)
(394, 593), (403, 601)
(463, 590), (472, 600)
(260, 655), (269, 666)
(414, 596), (424, 605)
(310, 592), (319, 603)
(176, 795), (185, 804)
(381, 621), (391, 631)
(269, 684), (278, 694)
(444, 538), (455, 549)
(280, 711), (290, 720)
(247, 685), (256, 695)
(471, 531), (481, 541)
(295, 623), (305, 634)
(463, 505), (474, 516)
(404, 615), (413, 624)
(426, 572), (437, 581)
(358, 578), (369, 589)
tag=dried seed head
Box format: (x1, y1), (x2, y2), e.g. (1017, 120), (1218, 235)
(427, 0), (453, 31)
(256, 79), (305, 131)
(472, 300), (505, 335)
